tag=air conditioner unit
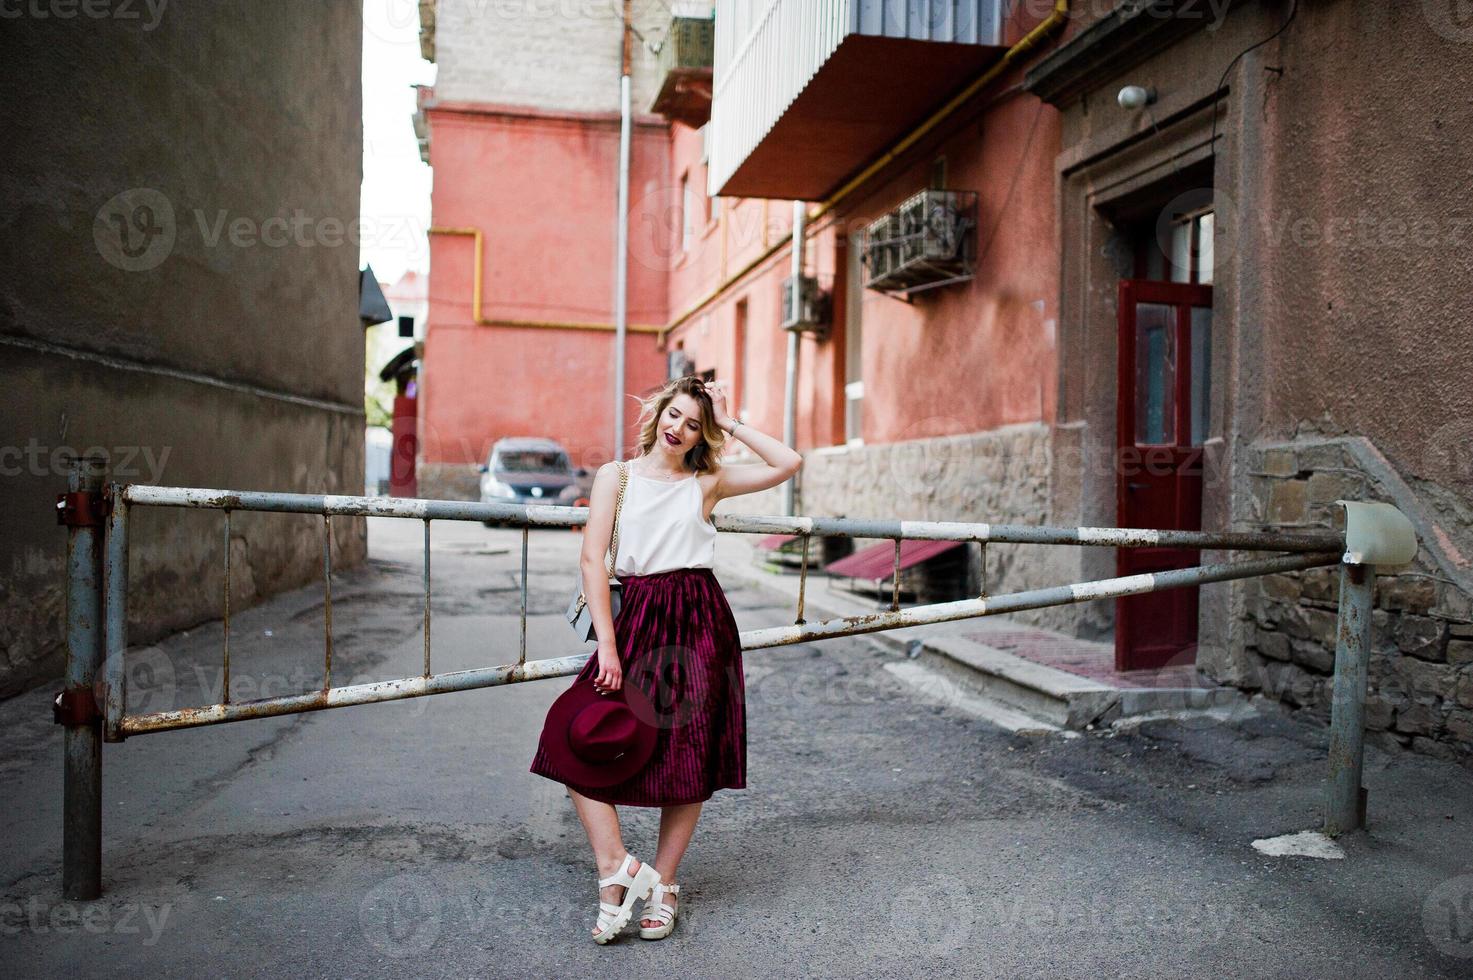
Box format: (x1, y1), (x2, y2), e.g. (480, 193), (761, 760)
(862, 213), (895, 284)
(861, 189), (977, 297)
(896, 193), (928, 266)
(781, 275), (829, 335)
(667, 348), (695, 379)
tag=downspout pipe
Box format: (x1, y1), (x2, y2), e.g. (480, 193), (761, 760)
(783, 200), (804, 516)
(614, 0), (633, 460)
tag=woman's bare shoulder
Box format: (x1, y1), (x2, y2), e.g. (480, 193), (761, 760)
(590, 460), (626, 494)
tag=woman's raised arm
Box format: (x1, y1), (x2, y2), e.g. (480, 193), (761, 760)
(706, 380), (802, 499)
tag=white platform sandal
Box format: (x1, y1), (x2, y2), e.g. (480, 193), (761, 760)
(592, 853), (661, 945)
(638, 880), (680, 940)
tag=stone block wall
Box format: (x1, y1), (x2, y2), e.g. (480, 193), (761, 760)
(715, 424), (1077, 625)
(418, 462), (481, 502)
(1230, 438), (1473, 764)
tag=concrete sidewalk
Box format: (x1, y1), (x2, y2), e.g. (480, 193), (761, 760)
(714, 532), (1243, 731)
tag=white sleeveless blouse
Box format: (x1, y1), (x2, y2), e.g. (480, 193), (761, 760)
(612, 463), (717, 576)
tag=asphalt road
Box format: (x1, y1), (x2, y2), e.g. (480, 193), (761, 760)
(2, 515), (1470, 978)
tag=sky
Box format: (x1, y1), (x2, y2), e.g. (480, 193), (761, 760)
(360, 0), (437, 286)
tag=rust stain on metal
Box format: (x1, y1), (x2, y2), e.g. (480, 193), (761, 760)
(56, 490), (107, 527)
(52, 688), (100, 725)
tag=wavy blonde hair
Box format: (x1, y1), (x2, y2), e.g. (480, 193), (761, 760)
(632, 375), (727, 474)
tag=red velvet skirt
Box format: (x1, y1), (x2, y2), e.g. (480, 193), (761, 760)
(529, 566), (747, 806)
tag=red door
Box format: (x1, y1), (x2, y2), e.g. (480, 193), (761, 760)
(390, 392), (418, 498)
(1115, 279), (1212, 670)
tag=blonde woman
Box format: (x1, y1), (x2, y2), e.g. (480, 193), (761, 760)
(529, 375), (803, 943)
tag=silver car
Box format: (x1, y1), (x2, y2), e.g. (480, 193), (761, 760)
(478, 438), (584, 524)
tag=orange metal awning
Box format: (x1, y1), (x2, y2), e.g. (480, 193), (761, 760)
(712, 34), (1005, 201)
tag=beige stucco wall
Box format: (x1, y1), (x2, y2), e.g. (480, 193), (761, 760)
(0, 2), (366, 697)
(430, 0), (673, 110)
(1036, 0), (1473, 759)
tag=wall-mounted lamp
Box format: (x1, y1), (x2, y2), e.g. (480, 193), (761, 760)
(1117, 85), (1157, 110)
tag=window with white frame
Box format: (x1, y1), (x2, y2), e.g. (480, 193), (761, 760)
(1167, 207), (1214, 284)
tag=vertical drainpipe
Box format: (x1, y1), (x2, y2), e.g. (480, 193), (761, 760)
(782, 200), (804, 516)
(613, 0), (633, 461)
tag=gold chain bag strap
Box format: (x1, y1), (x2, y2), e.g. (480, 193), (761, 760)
(565, 460), (629, 640)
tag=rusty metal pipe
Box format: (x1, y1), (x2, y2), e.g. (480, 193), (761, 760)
(323, 514), (333, 691)
(741, 551), (1341, 650)
(119, 653), (595, 736)
(61, 456), (106, 900)
(117, 484), (1343, 553)
(423, 519), (432, 678)
(1324, 562), (1375, 835)
(519, 527), (529, 666)
(223, 509), (232, 703)
(103, 489), (128, 743)
(115, 551), (1338, 737)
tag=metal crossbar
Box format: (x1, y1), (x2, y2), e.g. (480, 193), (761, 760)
(58, 472), (1409, 898)
(104, 482), (1344, 741)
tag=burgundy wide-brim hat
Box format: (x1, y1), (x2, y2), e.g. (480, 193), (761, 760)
(538, 676), (659, 787)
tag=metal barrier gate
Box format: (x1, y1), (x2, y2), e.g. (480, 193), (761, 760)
(54, 458), (1418, 898)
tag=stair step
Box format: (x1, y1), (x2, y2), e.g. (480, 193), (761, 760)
(882, 661), (1060, 734)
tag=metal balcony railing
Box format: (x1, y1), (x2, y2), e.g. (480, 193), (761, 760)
(658, 14), (715, 76)
(651, 14), (715, 126)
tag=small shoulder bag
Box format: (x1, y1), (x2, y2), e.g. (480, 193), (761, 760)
(565, 460), (630, 642)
